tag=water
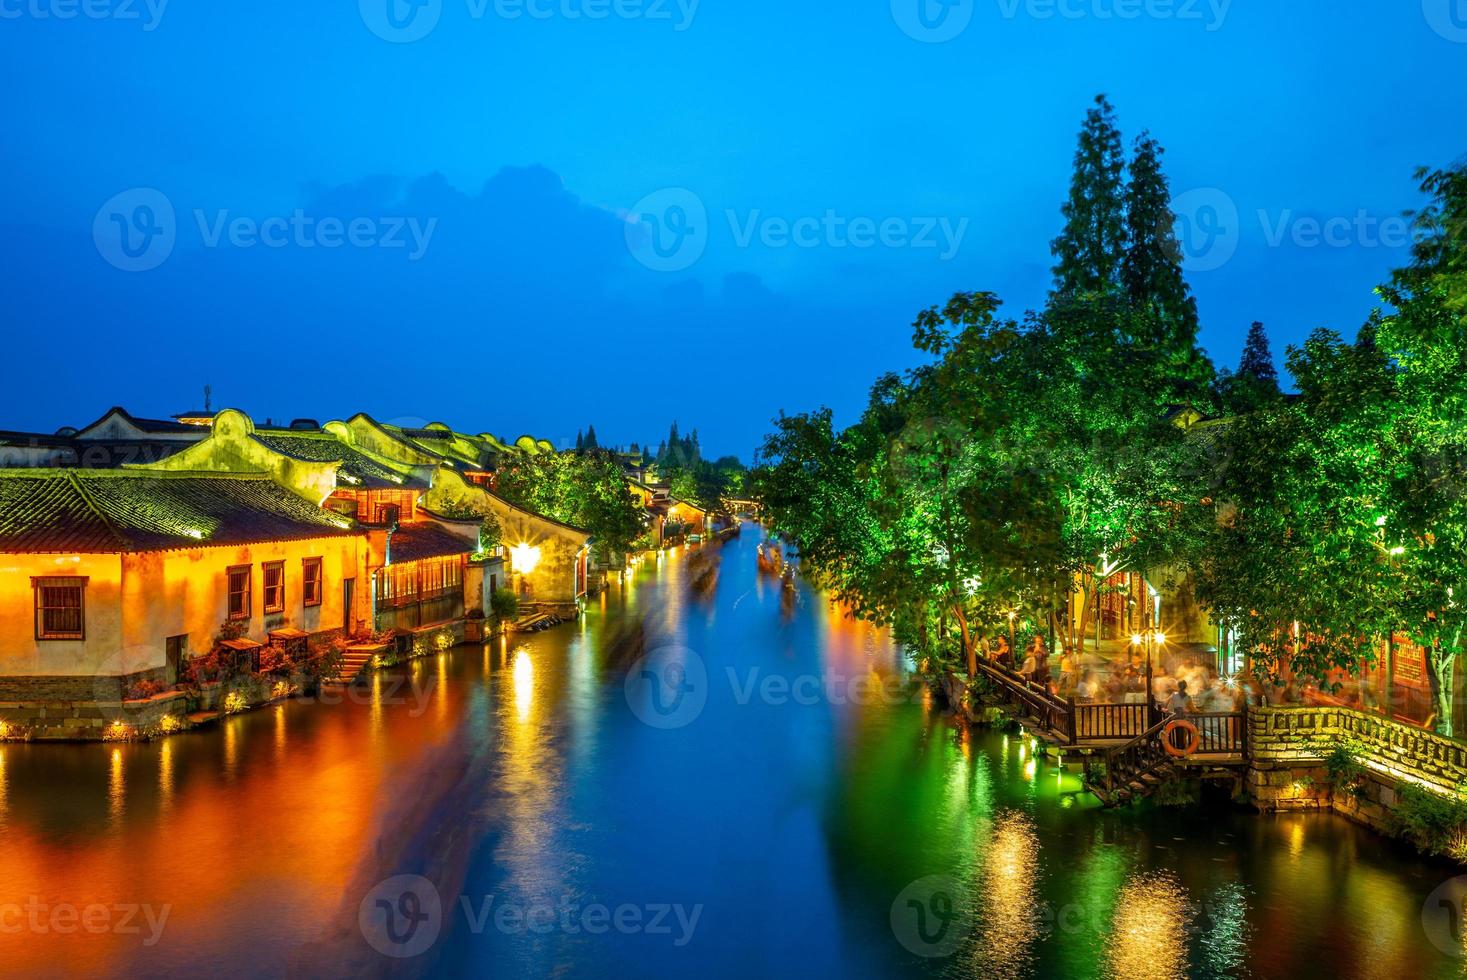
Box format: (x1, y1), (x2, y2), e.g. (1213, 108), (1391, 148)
(0, 525), (1462, 979)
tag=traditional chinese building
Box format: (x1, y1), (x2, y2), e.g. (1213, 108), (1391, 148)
(0, 469), (366, 724)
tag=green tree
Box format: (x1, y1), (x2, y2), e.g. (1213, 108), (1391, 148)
(1051, 95), (1128, 301)
(1122, 132), (1208, 390)
(496, 449), (644, 563)
(1217, 321), (1283, 415)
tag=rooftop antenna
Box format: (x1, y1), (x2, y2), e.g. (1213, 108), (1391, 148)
(204, 384), (212, 413)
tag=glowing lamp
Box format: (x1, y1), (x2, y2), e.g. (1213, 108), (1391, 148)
(1153, 631), (1167, 645)
(1131, 634), (1144, 647)
(511, 542), (542, 575)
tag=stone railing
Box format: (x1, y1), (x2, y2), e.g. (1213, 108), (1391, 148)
(1250, 705), (1467, 797)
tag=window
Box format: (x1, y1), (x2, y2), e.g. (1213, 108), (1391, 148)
(263, 561), (285, 614)
(33, 576), (86, 640)
(302, 557), (323, 607)
(228, 565), (252, 620)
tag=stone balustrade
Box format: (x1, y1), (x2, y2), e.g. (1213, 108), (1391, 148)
(1250, 704), (1467, 798)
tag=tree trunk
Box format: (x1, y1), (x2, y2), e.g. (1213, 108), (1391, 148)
(1430, 631), (1461, 738)
(951, 601), (977, 678)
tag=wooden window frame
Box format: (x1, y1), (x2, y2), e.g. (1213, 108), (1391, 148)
(262, 561), (286, 615)
(32, 576), (87, 641)
(302, 557), (324, 608)
(227, 565), (253, 620)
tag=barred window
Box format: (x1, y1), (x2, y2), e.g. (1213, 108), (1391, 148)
(302, 558), (323, 607)
(33, 576), (87, 640)
(228, 565), (252, 620)
(263, 561), (285, 614)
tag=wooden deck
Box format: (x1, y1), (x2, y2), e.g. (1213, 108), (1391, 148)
(970, 658), (1248, 805)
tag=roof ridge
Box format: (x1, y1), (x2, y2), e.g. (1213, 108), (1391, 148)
(63, 470), (134, 550)
(0, 469), (276, 483)
(484, 488), (591, 535)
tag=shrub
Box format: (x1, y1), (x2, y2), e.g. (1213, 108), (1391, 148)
(1324, 741), (1368, 801)
(257, 646), (294, 676)
(1390, 783), (1467, 859)
(490, 588), (520, 620)
(125, 679), (166, 701)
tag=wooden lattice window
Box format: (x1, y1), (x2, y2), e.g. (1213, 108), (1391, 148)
(227, 565), (252, 620)
(302, 557), (323, 607)
(263, 561), (286, 614)
(32, 576), (87, 640)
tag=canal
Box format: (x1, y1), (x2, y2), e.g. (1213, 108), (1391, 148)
(0, 524), (1461, 978)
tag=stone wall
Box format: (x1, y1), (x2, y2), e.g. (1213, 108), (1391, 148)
(1246, 704), (1467, 831)
(0, 690), (188, 740)
(0, 666), (171, 702)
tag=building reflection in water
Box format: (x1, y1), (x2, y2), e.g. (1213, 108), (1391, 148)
(1105, 869), (1193, 980)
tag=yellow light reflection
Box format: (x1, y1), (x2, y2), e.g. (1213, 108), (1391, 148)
(158, 739), (174, 811)
(108, 748), (125, 821)
(975, 810), (1041, 978)
(1105, 870), (1193, 980)
(274, 704), (288, 761)
(513, 650), (534, 723)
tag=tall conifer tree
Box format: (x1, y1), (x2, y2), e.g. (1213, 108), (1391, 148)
(1123, 133), (1200, 341)
(1051, 95), (1128, 301)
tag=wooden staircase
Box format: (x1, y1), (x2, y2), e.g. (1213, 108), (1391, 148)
(1086, 718), (1179, 806)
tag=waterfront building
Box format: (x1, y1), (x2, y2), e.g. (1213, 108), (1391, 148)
(0, 468), (366, 734)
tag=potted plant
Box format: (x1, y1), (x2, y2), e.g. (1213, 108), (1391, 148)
(464, 608), (487, 642)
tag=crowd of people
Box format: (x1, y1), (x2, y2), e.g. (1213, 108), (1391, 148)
(983, 633), (1245, 715)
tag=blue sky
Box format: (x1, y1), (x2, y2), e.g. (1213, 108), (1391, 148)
(1, 2), (1463, 457)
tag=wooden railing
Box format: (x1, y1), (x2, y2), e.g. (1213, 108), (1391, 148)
(1071, 702), (1152, 741)
(973, 659), (1074, 742)
(971, 658), (1247, 755)
(1185, 711), (1248, 755)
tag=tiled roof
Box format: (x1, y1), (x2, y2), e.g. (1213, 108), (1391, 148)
(388, 523), (475, 563)
(0, 433), (193, 469)
(75, 407), (202, 436)
(251, 431), (421, 489)
(0, 470), (359, 554)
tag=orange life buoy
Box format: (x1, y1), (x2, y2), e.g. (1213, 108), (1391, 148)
(1161, 719), (1201, 758)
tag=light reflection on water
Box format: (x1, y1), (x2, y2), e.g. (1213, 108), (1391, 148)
(973, 810), (1041, 979)
(1104, 870), (1193, 980)
(0, 525), (1460, 979)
